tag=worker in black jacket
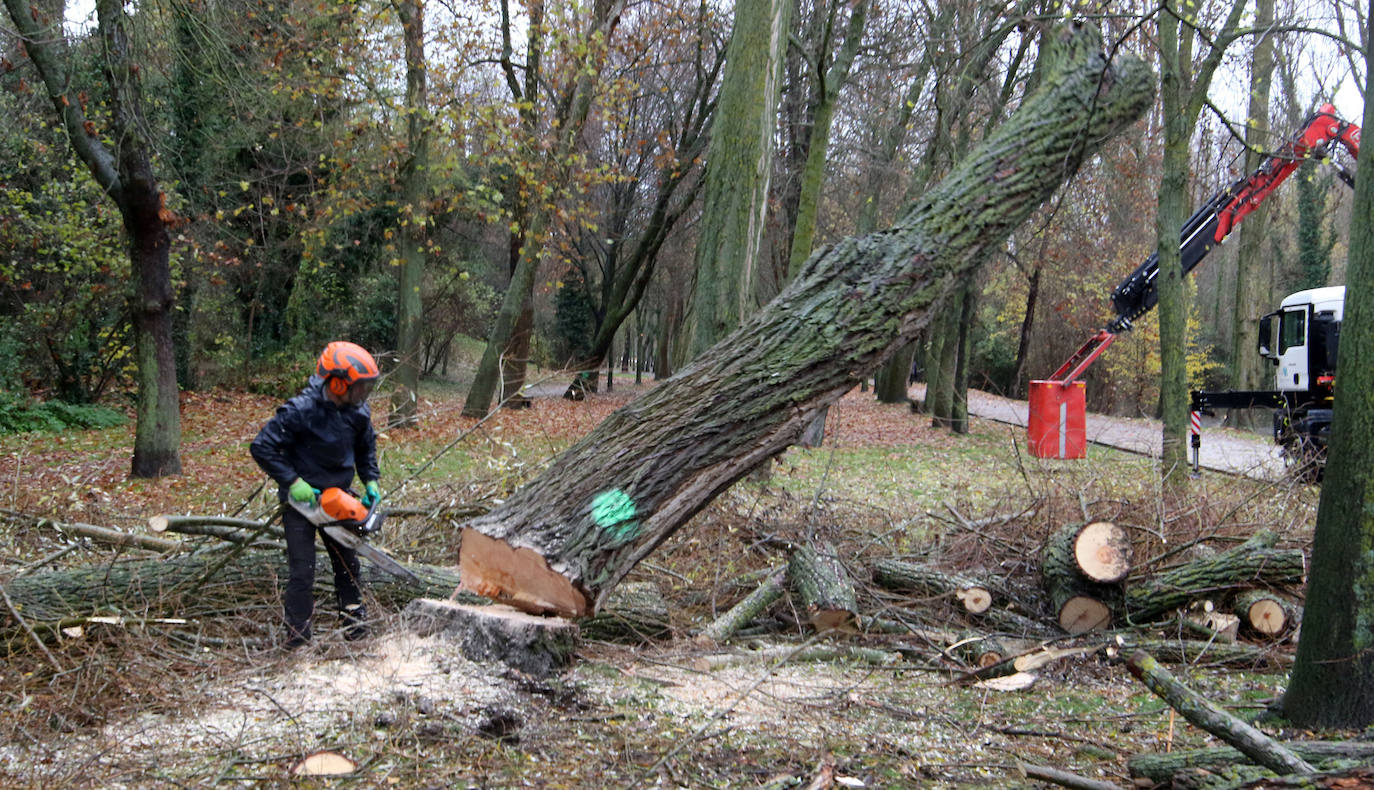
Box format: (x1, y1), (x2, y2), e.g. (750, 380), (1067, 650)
(251, 341), (382, 648)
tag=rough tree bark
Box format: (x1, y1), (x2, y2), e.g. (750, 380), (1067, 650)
(457, 22), (1154, 616)
(1282, 30), (1374, 727)
(4, 0), (183, 477)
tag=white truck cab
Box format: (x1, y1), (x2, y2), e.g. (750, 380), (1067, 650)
(1260, 285), (1344, 394)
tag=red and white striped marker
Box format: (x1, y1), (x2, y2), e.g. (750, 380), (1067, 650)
(1190, 410), (1201, 435)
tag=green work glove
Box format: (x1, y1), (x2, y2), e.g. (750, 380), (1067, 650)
(360, 480), (381, 508)
(288, 478), (320, 504)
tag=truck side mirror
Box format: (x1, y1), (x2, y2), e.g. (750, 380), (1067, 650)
(1257, 314), (1276, 359)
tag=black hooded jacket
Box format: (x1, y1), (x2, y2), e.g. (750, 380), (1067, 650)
(251, 376), (380, 500)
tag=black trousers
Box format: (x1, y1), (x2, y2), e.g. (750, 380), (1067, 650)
(282, 506), (363, 641)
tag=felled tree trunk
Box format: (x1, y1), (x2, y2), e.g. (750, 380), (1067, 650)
(457, 24), (1154, 617)
(1124, 533), (1305, 625)
(0, 553), (478, 629)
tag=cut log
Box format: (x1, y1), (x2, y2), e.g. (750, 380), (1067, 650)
(788, 542), (859, 632)
(1045, 521), (1133, 584)
(1042, 524), (1120, 634)
(699, 570), (787, 644)
(1124, 546), (1305, 625)
(1128, 741), (1374, 786)
(952, 644), (1100, 685)
(451, 24), (1154, 616)
(872, 559), (997, 614)
(1126, 650), (1316, 776)
(580, 581), (671, 643)
(403, 599), (578, 678)
(949, 632), (1011, 668)
(1231, 589), (1292, 638)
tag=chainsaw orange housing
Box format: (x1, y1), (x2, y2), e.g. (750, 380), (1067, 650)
(320, 487), (368, 522)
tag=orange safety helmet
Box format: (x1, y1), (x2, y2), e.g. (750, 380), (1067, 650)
(317, 341), (380, 398)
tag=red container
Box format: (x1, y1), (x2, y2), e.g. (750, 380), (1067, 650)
(1027, 380), (1086, 459)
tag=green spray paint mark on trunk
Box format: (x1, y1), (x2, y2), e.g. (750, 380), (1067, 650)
(591, 488), (639, 543)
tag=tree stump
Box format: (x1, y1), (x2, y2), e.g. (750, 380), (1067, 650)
(403, 599), (579, 678)
(788, 542), (859, 632)
(872, 559), (996, 614)
(453, 24), (1154, 616)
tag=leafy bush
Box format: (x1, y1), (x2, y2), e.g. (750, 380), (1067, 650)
(0, 390), (126, 435)
(243, 350), (316, 400)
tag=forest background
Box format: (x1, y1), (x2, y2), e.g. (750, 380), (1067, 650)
(0, 0), (1365, 448)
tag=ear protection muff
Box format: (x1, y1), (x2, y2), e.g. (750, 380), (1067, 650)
(328, 376), (349, 396)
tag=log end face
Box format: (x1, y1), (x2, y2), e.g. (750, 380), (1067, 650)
(459, 528), (591, 618)
(1075, 521), (1132, 583)
(1057, 595), (1112, 634)
(957, 587), (993, 614)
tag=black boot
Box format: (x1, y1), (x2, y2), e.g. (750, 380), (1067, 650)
(284, 623), (311, 649)
(342, 603), (368, 641)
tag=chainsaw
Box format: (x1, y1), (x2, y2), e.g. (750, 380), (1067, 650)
(288, 487), (420, 583)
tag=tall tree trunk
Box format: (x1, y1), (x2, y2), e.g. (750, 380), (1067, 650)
(1282, 32), (1374, 729)
(929, 290), (963, 429)
(390, 0), (429, 428)
(875, 342), (916, 404)
(1227, 0), (1275, 431)
(1154, 0), (1250, 491)
(1010, 264), (1041, 398)
(952, 280), (977, 434)
(3, 0), (184, 477)
(463, 0), (626, 417)
(785, 0), (869, 280)
(455, 23), (1153, 616)
(685, 0), (793, 357)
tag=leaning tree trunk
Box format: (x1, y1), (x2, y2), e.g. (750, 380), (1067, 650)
(457, 23), (1154, 617)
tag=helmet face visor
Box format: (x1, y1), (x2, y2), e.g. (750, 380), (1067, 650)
(344, 378), (375, 406)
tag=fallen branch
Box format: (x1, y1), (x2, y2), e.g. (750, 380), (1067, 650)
(1126, 650), (1315, 776)
(699, 570), (787, 644)
(149, 514), (286, 541)
(1019, 762), (1125, 790)
(693, 643), (901, 671)
(1128, 741), (1374, 785)
(52, 519), (181, 553)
